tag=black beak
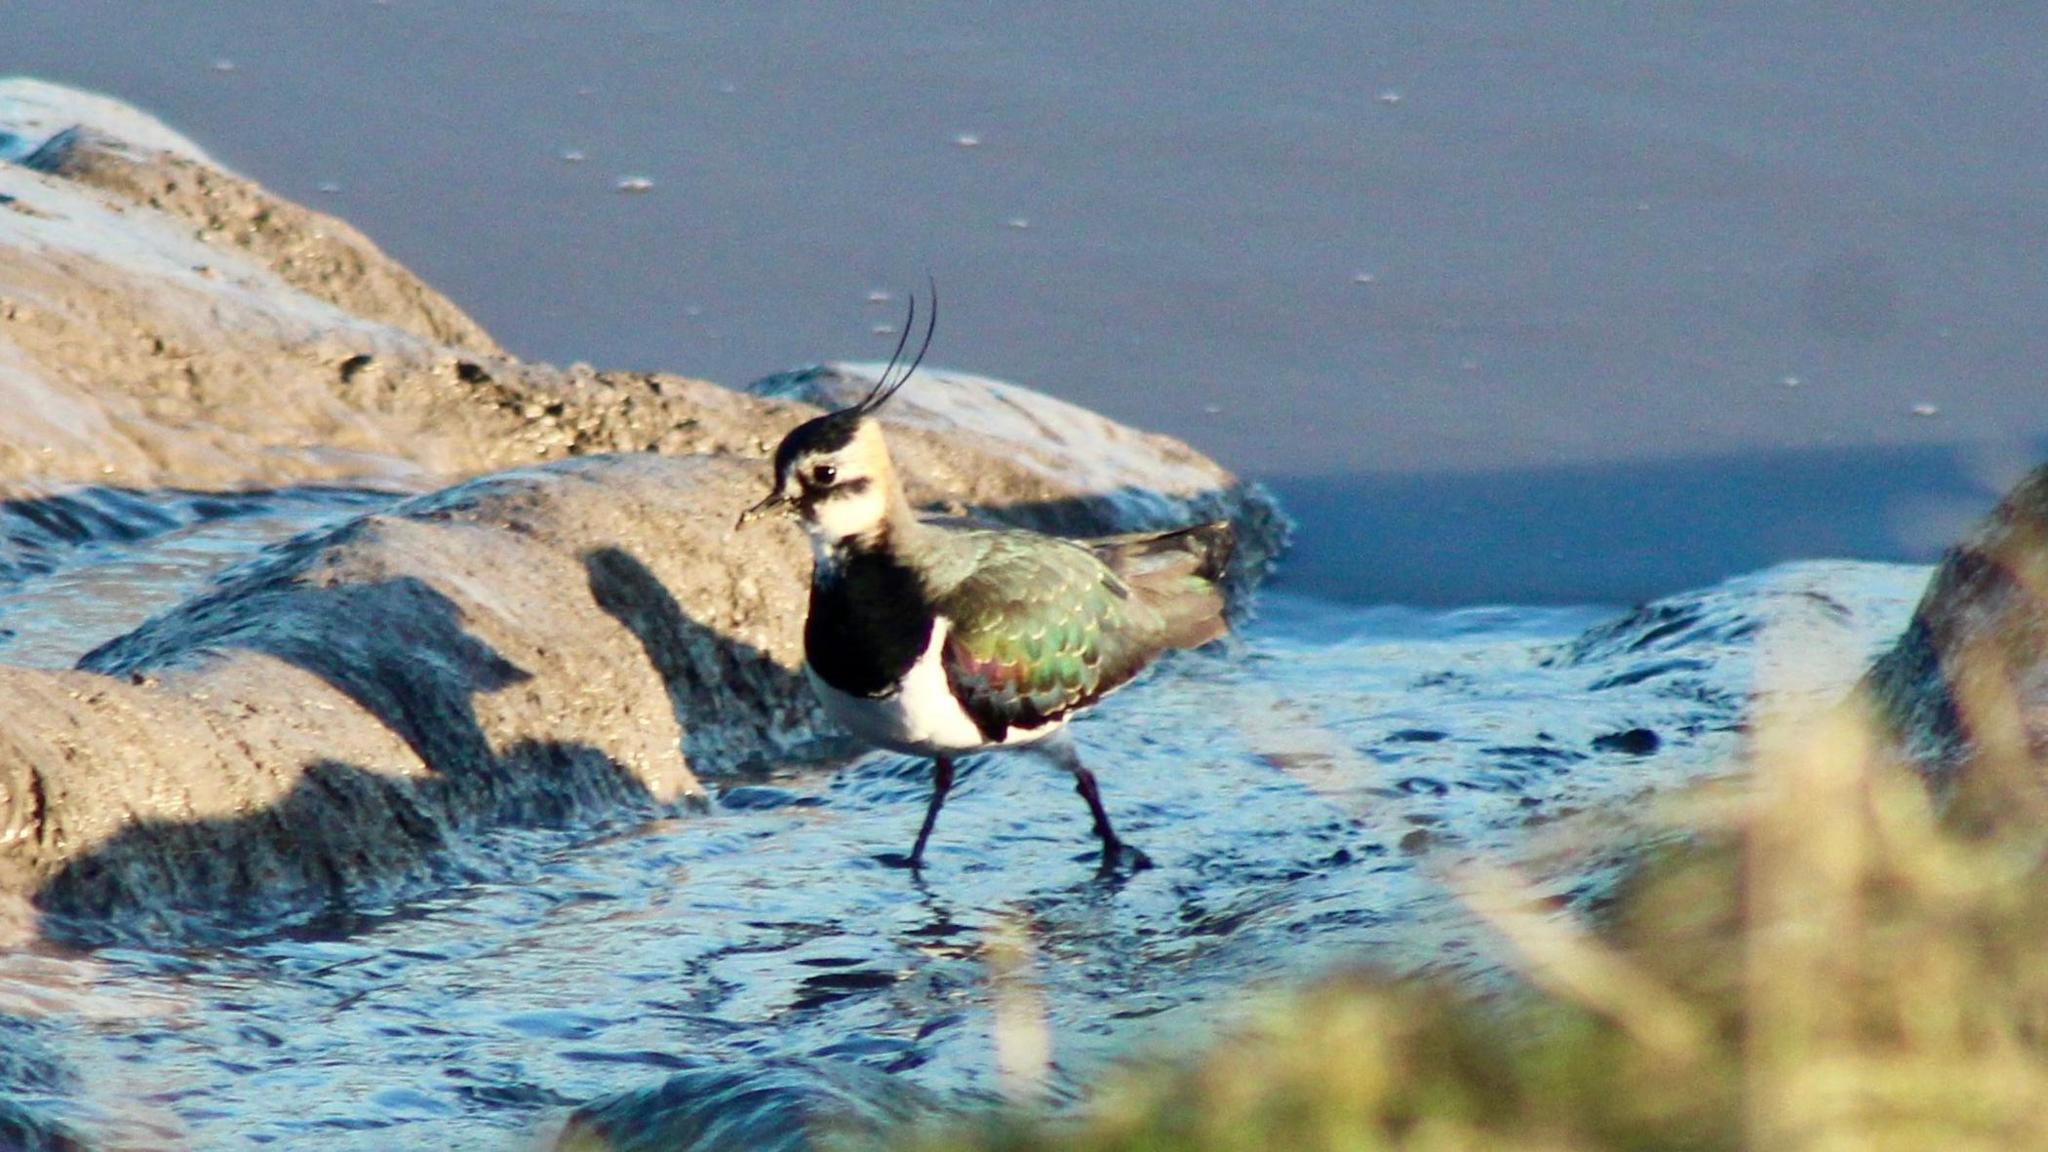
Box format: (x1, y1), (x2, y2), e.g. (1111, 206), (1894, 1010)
(736, 492), (789, 529)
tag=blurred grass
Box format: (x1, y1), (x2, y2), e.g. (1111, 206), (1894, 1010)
(897, 677), (2048, 1151)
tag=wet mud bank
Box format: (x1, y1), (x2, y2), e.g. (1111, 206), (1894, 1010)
(5, 455), (784, 940)
(1864, 463), (2048, 792)
(0, 81), (1284, 942)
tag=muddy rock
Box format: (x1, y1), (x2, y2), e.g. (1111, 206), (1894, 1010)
(550, 1056), (940, 1152)
(0, 455), (811, 939)
(0, 81), (1284, 939)
(0, 79), (800, 494)
(0, 77), (487, 491)
(1863, 463), (2048, 788)
(5, 78), (499, 355)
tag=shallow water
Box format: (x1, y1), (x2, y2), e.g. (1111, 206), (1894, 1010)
(0, 491), (1929, 1149)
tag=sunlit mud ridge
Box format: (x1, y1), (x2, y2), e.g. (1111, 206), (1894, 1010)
(0, 80), (1284, 944)
(1862, 464), (2048, 791)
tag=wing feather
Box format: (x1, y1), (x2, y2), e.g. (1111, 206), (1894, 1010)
(933, 533), (1154, 742)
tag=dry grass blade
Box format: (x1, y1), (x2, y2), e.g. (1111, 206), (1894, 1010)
(1452, 859), (1708, 1068)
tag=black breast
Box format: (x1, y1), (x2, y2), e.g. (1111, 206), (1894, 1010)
(805, 548), (933, 698)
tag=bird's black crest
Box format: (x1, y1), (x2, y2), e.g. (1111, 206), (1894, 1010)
(770, 281), (938, 486)
(853, 279), (937, 416)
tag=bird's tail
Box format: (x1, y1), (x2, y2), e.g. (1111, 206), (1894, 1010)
(1087, 520), (1235, 650)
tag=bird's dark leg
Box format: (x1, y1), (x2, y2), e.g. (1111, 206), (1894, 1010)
(906, 756), (955, 869)
(1072, 767), (1119, 852)
(1060, 745), (1153, 872)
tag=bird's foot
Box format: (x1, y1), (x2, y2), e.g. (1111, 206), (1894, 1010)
(875, 850), (926, 871)
(1090, 840), (1154, 874)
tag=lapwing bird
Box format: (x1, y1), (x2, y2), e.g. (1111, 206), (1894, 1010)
(740, 293), (1234, 872)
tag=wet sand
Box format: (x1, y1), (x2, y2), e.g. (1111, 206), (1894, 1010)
(14, 3), (2048, 601)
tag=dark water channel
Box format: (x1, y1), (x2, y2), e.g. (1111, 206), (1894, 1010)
(0, 487), (1925, 1149)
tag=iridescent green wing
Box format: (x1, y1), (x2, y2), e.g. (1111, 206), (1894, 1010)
(930, 532), (1156, 742)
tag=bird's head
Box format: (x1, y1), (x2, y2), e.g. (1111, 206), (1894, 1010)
(740, 287), (935, 545)
(743, 407), (900, 542)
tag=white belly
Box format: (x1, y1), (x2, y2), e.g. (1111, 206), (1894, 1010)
(806, 616), (1064, 756)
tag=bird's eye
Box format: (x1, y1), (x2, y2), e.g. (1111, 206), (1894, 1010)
(809, 464), (838, 487)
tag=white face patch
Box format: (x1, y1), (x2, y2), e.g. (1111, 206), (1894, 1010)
(805, 480), (890, 543)
(784, 418), (901, 547)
